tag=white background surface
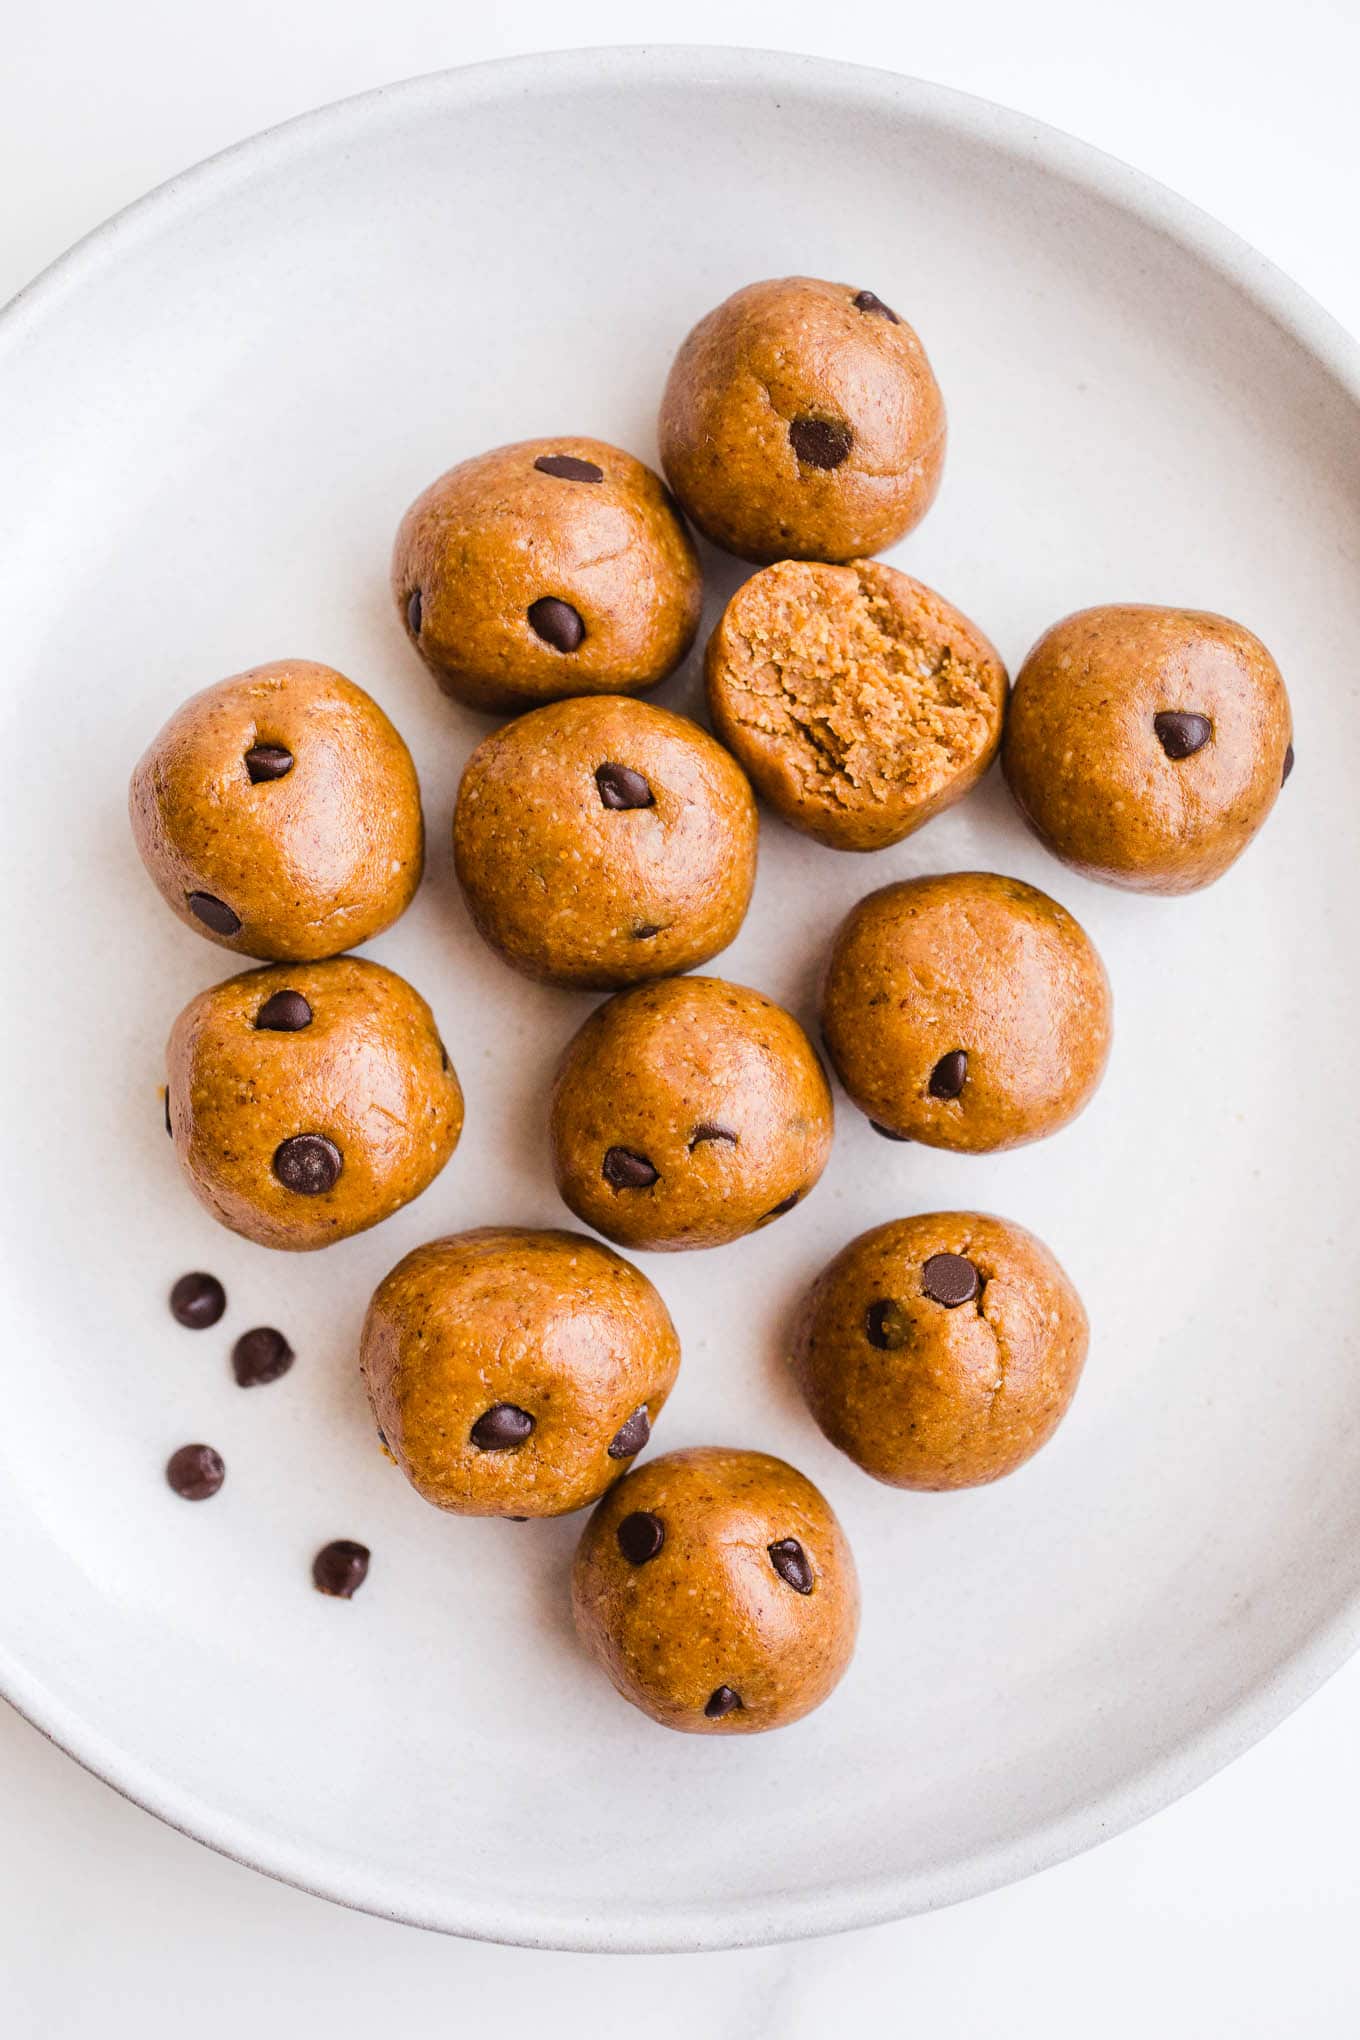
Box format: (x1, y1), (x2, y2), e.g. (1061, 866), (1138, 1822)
(3, 2), (1358, 2033)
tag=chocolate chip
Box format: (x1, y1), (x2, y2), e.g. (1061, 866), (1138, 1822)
(163, 1089), (173, 1138)
(763, 1191), (800, 1220)
(853, 289), (900, 323)
(921, 1252), (980, 1308)
(534, 453), (604, 483)
(1154, 711), (1212, 760)
(438, 1041), (450, 1073)
(789, 416), (852, 469)
(469, 1403), (535, 1451)
(255, 989), (312, 1031)
(231, 1325), (294, 1387)
(166, 1443), (225, 1500)
(689, 1123), (737, 1150)
(768, 1538), (814, 1593)
(595, 762), (653, 809)
(928, 1049), (967, 1101)
(272, 1132), (342, 1194)
(602, 1146), (658, 1190)
(865, 1298), (910, 1350)
(607, 1406), (650, 1459)
(1283, 742), (1295, 785)
(617, 1510), (665, 1564)
(169, 1271), (226, 1329)
(406, 588), (422, 635)
(632, 923), (663, 941)
(312, 1539), (370, 1598)
(704, 1685), (743, 1718)
(187, 891), (241, 937)
(528, 596), (585, 652)
(870, 1121), (911, 1141)
(245, 743), (293, 783)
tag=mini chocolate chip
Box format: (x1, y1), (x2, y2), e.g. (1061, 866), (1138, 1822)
(631, 923), (663, 941)
(768, 1538), (814, 1594)
(789, 416), (853, 469)
(528, 596), (585, 652)
(186, 891), (241, 937)
(438, 1041), (450, 1072)
(164, 1089), (173, 1137)
(507, 1515), (529, 1523)
(865, 1298), (911, 1350)
(231, 1325), (295, 1387)
(704, 1685), (743, 1718)
(312, 1539), (370, 1598)
(169, 1271), (226, 1329)
(534, 453), (604, 483)
(1153, 711), (1212, 760)
(273, 1132), (342, 1194)
(870, 1121), (911, 1141)
(596, 762), (654, 809)
(375, 1427), (388, 1450)
(922, 1252), (980, 1308)
(928, 1049), (967, 1101)
(763, 1191), (800, 1220)
(617, 1510), (665, 1564)
(853, 288), (900, 323)
(470, 1403), (535, 1451)
(406, 588), (423, 635)
(607, 1406), (650, 1459)
(245, 743), (293, 783)
(603, 1146), (658, 1190)
(689, 1122), (737, 1150)
(255, 989), (312, 1031)
(166, 1443), (225, 1500)
(1283, 742), (1295, 785)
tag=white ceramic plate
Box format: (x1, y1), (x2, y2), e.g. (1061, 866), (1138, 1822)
(1, 47), (1357, 1954)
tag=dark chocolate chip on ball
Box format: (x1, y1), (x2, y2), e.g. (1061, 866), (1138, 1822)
(163, 1089), (173, 1137)
(244, 743), (294, 783)
(853, 289), (900, 323)
(595, 762), (654, 809)
(1283, 742), (1295, 785)
(406, 588), (423, 636)
(602, 1145), (658, 1190)
(921, 1252), (981, 1308)
(870, 1121), (911, 1141)
(186, 891), (241, 937)
(607, 1406), (651, 1459)
(768, 1538), (814, 1594)
(231, 1325), (295, 1388)
(689, 1122), (737, 1150)
(169, 1271), (225, 1329)
(166, 1442), (225, 1500)
(528, 596), (585, 652)
(928, 1049), (968, 1101)
(617, 1510), (665, 1564)
(534, 453), (604, 483)
(865, 1297), (911, 1350)
(255, 989), (312, 1032)
(763, 1191), (800, 1220)
(312, 1539), (371, 1599)
(789, 416), (853, 469)
(704, 1685), (743, 1718)
(1153, 711), (1212, 760)
(273, 1133), (342, 1195)
(470, 1403), (535, 1451)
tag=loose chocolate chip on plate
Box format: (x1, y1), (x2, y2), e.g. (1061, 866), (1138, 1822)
(768, 1538), (814, 1594)
(853, 288), (900, 323)
(273, 1132), (342, 1195)
(921, 1252), (981, 1308)
(1283, 742), (1295, 785)
(1153, 710), (1212, 760)
(406, 588), (423, 635)
(470, 1403), (535, 1451)
(169, 1271), (226, 1330)
(704, 1685), (743, 1718)
(534, 453), (604, 483)
(763, 1191), (800, 1220)
(595, 761), (653, 809)
(865, 1298), (911, 1350)
(870, 1121), (911, 1141)
(231, 1325), (295, 1388)
(617, 1510), (665, 1564)
(602, 1145), (658, 1190)
(928, 1049), (968, 1101)
(245, 743), (293, 783)
(689, 1122), (737, 1150)
(166, 1442), (225, 1500)
(789, 416), (853, 469)
(607, 1406), (651, 1460)
(312, 1539), (370, 1599)
(255, 989), (312, 1031)
(186, 891), (241, 937)
(528, 596), (585, 652)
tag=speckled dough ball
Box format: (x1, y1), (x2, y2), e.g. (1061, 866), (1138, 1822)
(572, 1447), (859, 1734)
(129, 660), (424, 960)
(706, 559), (1007, 851)
(550, 976), (834, 1251)
(792, 1213), (1089, 1490)
(166, 956), (463, 1251)
(1002, 604), (1293, 894)
(822, 872), (1111, 1151)
(658, 275), (946, 564)
(453, 695), (758, 988)
(360, 1228), (680, 1519)
(392, 437), (703, 715)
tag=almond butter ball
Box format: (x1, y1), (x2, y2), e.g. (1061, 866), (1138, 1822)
(572, 1447), (859, 1734)
(166, 956), (463, 1251)
(706, 559), (1007, 850)
(792, 1213), (1089, 1489)
(361, 1228), (680, 1519)
(821, 872), (1111, 1151)
(392, 437), (702, 715)
(659, 276), (946, 563)
(129, 660), (424, 961)
(453, 695), (757, 988)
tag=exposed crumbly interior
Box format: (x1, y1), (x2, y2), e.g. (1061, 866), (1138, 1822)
(715, 561), (1000, 813)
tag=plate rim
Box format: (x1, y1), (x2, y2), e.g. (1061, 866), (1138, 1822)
(3, 43), (1359, 1954)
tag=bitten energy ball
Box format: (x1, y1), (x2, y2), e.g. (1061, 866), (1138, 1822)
(659, 275), (946, 564)
(792, 1213), (1089, 1489)
(392, 436), (702, 715)
(706, 559), (1006, 851)
(550, 976), (834, 1251)
(453, 695), (758, 988)
(572, 1446), (859, 1734)
(361, 1228), (680, 1519)
(129, 660), (423, 960)
(1003, 604), (1293, 894)
(822, 872), (1111, 1151)
(166, 956), (463, 1251)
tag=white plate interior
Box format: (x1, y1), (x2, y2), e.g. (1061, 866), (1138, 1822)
(1, 50), (1358, 1951)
